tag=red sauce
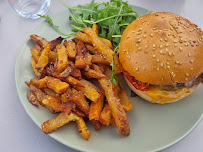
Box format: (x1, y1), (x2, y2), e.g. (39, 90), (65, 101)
(123, 70), (150, 91)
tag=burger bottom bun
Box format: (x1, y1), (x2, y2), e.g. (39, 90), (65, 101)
(124, 76), (199, 104)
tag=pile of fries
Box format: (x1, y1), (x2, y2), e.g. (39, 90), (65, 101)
(25, 24), (133, 140)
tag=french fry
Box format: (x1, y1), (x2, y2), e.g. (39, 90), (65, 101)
(84, 52), (92, 66)
(27, 90), (41, 106)
(91, 120), (102, 131)
(30, 48), (40, 62)
(75, 31), (113, 48)
(83, 27), (122, 75)
(75, 115), (91, 140)
(92, 64), (106, 74)
(42, 112), (77, 134)
(98, 77), (130, 136)
(31, 56), (39, 77)
(92, 23), (99, 35)
(36, 43), (52, 69)
(64, 40), (76, 60)
(85, 44), (99, 55)
(69, 89), (90, 115)
(83, 69), (106, 79)
(66, 76), (85, 88)
(25, 81), (47, 102)
(48, 51), (58, 61)
(43, 88), (59, 98)
(68, 79), (101, 103)
(72, 107), (87, 118)
(56, 44), (68, 73)
(68, 61), (82, 79)
(30, 34), (48, 47)
(92, 55), (109, 65)
(35, 76), (70, 94)
(104, 68), (133, 112)
(49, 37), (63, 50)
(110, 116), (117, 127)
(99, 103), (111, 126)
(42, 96), (74, 114)
(75, 41), (86, 69)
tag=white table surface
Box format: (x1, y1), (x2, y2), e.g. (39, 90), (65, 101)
(1, 0), (203, 151)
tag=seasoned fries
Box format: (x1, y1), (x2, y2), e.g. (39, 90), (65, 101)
(26, 25), (133, 140)
(83, 27), (122, 75)
(56, 44), (68, 73)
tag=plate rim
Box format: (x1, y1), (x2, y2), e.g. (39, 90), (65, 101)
(15, 5), (203, 152)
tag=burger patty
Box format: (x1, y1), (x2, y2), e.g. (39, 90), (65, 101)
(154, 75), (202, 91)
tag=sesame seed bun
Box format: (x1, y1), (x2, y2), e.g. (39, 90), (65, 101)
(119, 12), (203, 85)
(125, 76), (199, 104)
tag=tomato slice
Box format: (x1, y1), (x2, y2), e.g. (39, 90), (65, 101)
(123, 70), (150, 91)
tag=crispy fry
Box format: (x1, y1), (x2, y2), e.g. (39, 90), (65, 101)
(49, 37), (63, 50)
(83, 27), (122, 75)
(85, 44), (99, 55)
(75, 31), (113, 48)
(69, 89), (90, 115)
(83, 69), (106, 79)
(92, 55), (109, 65)
(27, 90), (41, 106)
(72, 107), (87, 118)
(75, 115), (91, 140)
(91, 120), (102, 131)
(42, 96), (74, 114)
(42, 112), (77, 134)
(30, 34), (48, 47)
(92, 23), (99, 35)
(98, 77), (130, 136)
(31, 56), (39, 77)
(110, 116), (117, 127)
(25, 81), (47, 102)
(92, 64), (106, 74)
(68, 61), (82, 79)
(99, 103), (111, 126)
(64, 40), (76, 60)
(48, 51), (58, 60)
(35, 76), (70, 94)
(56, 44), (68, 73)
(68, 78), (101, 103)
(75, 41), (86, 69)
(105, 68), (133, 112)
(84, 52), (92, 66)
(66, 76), (85, 88)
(43, 88), (59, 98)
(36, 43), (52, 69)
(30, 48), (40, 62)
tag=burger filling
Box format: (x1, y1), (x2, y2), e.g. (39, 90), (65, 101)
(123, 70), (202, 92)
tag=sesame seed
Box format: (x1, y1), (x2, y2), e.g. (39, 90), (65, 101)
(179, 47), (183, 51)
(174, 44), (177, 47)
(126, 36), (130, 39)
(160, 45), (163, 49)
(176, 61), (180, 64)
(165, 38), (168, 42)
(157, 59), (160, 62)
(175, 65), (178, 68)
(190, 60), (194, 63)
(143, 35), (146, 38)
(160, 38), (163, 42)
(152, 28), (156, 30)
(160, 50), (163, 54)
(174, 40), (178, 43)
(160, 63), (164, 67)
(153, 55), (156, 58)
(191, 68), (194, 70)
(136, 44), (138, 47)
(168, 52), (172, 56)
(157, 67), (160, 71)
(132, 31), (135, 33)
(145, 45), (148, 48)
(167, 58), (170, 61)
(138, 47), (142, 51)
(166, 43), (169, 47)
(150, 33), (154, 37)
(167, 66), (170, 69)
(140, 27), (143, 31)
(123, 49), (126, 52)
(168, 33), (171, 36)
(136, 67), (139, 71)
(159, 30), (162, 32)
(153, 44), (156, 48)
(171, 72), (174, 75)
(188, 53), (191, 57)
(185, 78), (188, 80)
(161, 78), (164, 80)
(152, 48), (156, 51)
(166, 62), (170, 65)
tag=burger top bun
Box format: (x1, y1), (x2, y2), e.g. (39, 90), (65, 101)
(119, 12), (203, 85)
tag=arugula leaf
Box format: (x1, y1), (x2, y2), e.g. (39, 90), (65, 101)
(38, 14), (75, 38)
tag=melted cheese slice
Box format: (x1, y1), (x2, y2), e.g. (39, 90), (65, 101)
(144, 87), (190, 104)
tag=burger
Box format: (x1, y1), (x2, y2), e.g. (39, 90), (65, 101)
(119, 12), (203, 104)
